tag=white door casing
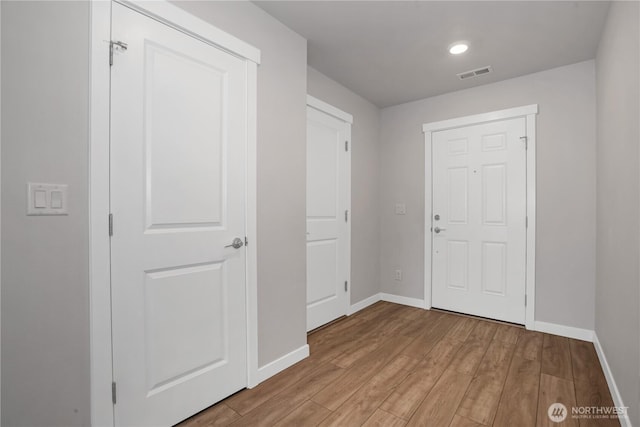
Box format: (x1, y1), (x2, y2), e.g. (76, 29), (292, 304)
(423, 105), (537, 328)
(89, 1), (260, 426)
(432, 118), (526, 324)
(306, 96), (352, 332)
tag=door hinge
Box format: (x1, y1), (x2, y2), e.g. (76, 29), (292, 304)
(525, 294), (527, 307)
(109, 40), (128, 66)
(526, 216), (528, 228)
(245, 236), (249, 246)
(344, 281), (348, 292)
(345, 140), (349, 152)
(345, 210), (349, 222)
(112, 381), (117, 405)
(520, 136), (528, 150)
(108, 213), (113, 236)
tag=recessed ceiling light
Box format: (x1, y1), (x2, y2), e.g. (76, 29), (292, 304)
(449, 42), (469, 55)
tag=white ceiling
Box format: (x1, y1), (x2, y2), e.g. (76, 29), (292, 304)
(255, 1), (610, 107)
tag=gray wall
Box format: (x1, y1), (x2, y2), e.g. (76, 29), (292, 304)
(1, 1), (307, 425)
(173, 0), (308, 369)
(595, 1), (640, 424)
(307, 66), (381, 305)
(379, 60), (597, 329)
(1, 2), (91, 426)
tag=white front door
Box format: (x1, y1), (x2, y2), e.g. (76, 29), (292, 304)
(431, 118), (527, 324)
(306, 104), (351, 331)
(110, 3), (248, 425)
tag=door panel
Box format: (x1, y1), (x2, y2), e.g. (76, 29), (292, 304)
(307, 240), (339, 305)
(110, 3), (248, 425)
(448, 167), (469, 223)
(481, 242), (507, 296)
(144, 262), (226, 395)
(144, 42), (226, 228)
(432, 118), (526, 324)
(307, 120), (339, 218)
(482, 164), (506, 225)
(306, 106), (350, 332)
(447, 240), (469, 290)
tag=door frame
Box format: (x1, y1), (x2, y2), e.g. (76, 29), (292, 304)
(89, 2), (260, 425)
(306, 95), (353, 326)
(422, 104), (538, 329)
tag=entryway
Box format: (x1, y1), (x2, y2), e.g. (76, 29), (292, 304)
(424, 106), (537, 326)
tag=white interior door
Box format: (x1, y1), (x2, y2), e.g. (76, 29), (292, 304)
(431, 118), (527, 324)
(306, 104), (350, 332)
(110, 3), (248, 425)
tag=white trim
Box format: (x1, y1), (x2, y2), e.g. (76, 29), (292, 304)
(533, 321), (594, 342)
(524, 113), (537, 330)
(424, 123), (433, 311)
(348, 293), (382, 315)
(380, 293), (426, 309)
(116, 0), (260, 64)
(422, 104), (538, 133)
(344, 117), (352, 327)
(89, 1), (114, 425)
(253, 345), (310, 386)
(0, 2), (3, 421)
(89, 2), (260, 425)
(593, 333), (632, 427)
(307, 95), (354, 124)
(423, 104), (538, 328)
(348, 292), (427, 315)
(245, 61), (259, 388)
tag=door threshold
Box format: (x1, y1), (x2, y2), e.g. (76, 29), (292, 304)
(431, 308), (524, 328)
(307, 315), (348, 336)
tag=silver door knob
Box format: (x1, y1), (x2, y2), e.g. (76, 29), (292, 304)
(434, 226), (446, 234)
(225, 237), (244, 249)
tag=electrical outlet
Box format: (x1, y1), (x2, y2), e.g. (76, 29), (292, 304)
(394, 269), (402, 281)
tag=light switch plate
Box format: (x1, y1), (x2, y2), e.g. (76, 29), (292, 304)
(27, 183), (68, 215)
(395, 203), (406, 215)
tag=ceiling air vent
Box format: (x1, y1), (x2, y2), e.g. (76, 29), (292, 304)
(457, 66), (493, 80)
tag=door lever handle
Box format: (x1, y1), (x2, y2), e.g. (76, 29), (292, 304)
(225, 237), (244, 249)
(434, 226), (447, 234)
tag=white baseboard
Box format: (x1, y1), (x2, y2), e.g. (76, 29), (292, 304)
(380, 293), (426, 309)
(593, 333), (632, 427)
(348, 293), (382, 315)
(251, 344), (309, 387)
(348, 292), (426, 316)
(533, 321), (594, 342)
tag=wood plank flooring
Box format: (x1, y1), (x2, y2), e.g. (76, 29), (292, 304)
(178, 302), (619, 427)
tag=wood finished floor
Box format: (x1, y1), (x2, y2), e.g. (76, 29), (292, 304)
(178, 302), (619, 427)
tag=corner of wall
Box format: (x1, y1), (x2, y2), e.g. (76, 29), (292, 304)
(593, 333), (633, 427)
(594, 1), (640, 425)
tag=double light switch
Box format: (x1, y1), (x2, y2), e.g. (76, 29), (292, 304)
(27, 183), (68, 215)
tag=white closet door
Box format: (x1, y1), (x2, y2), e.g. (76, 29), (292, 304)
(110, 3), (248, 425)
(306, 105), (350, 331)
